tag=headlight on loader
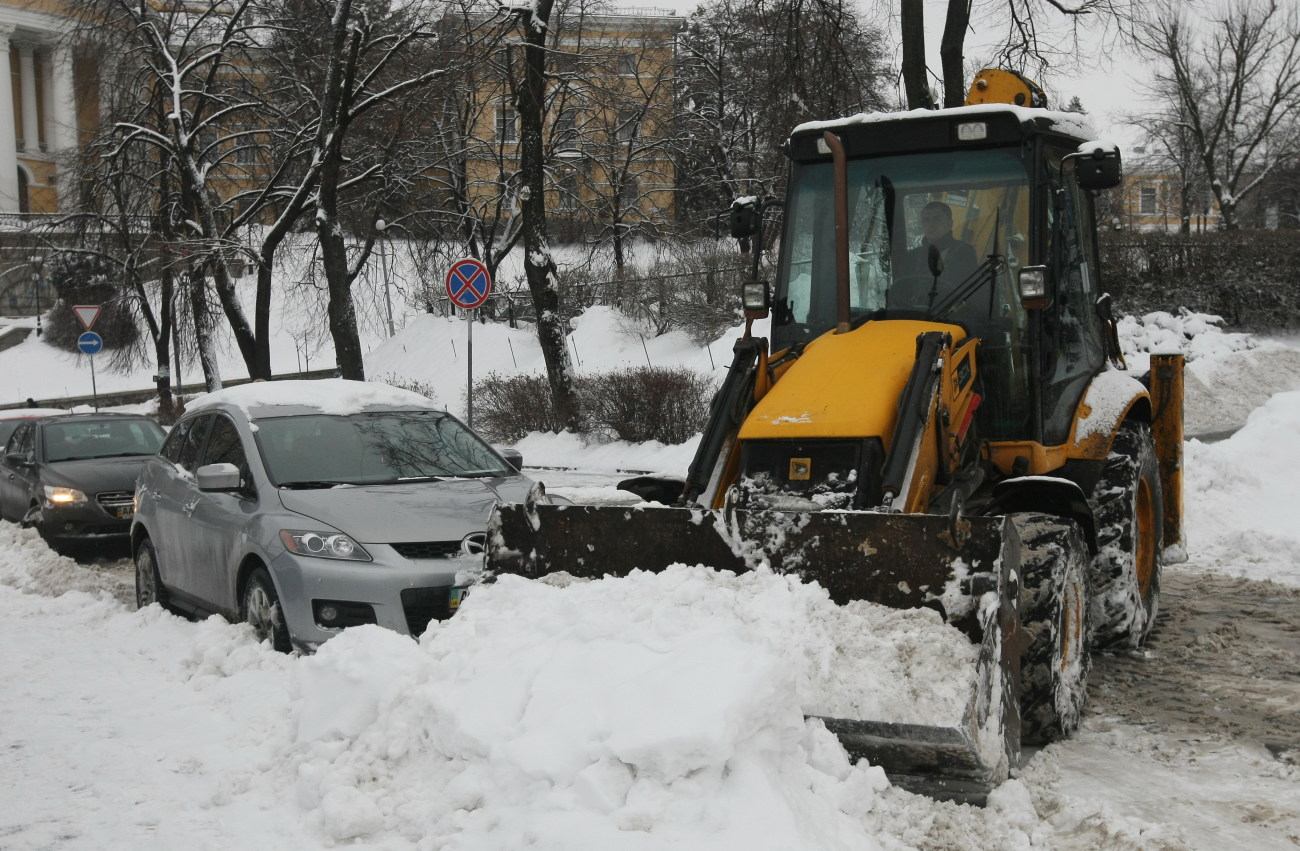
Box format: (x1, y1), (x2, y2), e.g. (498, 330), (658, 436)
(1018, 265), (1049, 309)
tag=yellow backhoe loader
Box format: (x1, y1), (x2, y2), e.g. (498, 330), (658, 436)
(485, 70), (1184, 801)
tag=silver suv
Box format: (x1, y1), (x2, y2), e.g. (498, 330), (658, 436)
(131, 380), (547, 651)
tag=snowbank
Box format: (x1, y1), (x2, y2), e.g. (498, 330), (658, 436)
(1183, 390), (1300, 587)
(1118, 311), (1300, 435)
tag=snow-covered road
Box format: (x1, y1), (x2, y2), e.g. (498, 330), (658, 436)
(2, 317), (1299, 849)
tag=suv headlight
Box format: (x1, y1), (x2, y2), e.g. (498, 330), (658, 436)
(43, 485), (87, 506)
(279, 529), (372, 561)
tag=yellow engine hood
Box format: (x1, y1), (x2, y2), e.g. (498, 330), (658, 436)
(740, 320), (965, 446)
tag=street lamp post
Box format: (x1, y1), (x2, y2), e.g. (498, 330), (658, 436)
(375, 218), (395, 337)
(30, 255), (42, 337)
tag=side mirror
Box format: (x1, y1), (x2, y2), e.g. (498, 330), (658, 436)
(196, 462), (243, 491)
(728, 201), (759, 240)
(5, 451), (32, 467)
(1072, 141), (1123, 191)
(498, 448), (524, 471)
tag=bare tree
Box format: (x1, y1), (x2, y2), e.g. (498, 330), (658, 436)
(500, 0), (580, 430)
(897, 0), (1136, 109)
(1134, 0), (1300, 230)
(676, 0), (890, 217)
(262, 0), (446, 379)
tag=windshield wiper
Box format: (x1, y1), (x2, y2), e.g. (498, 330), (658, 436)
(366, 475), (445, 484)
(278, 480), (353, 489)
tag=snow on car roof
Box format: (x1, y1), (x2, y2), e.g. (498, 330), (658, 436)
(0, 408), (72, 420)
(186, 378), (441, 419)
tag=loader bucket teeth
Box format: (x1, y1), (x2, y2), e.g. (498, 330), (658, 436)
(485, 503), (1023, 802)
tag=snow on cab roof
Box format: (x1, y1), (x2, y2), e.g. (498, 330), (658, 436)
(791, 103), (1100, 143)
(186, 378), (440, 418)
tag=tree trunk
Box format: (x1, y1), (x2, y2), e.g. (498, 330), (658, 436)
(939, 0), (970, 107)
(320, 221), (366, 379)
(189, 264), (223, 392)
(516, 0), (580, 430)
(900, 0), (932, 110)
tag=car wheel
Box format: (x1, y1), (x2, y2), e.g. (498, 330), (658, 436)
(134, 537), (169, 610)
(241, 566), (292, 653)
(21, 503), (63, 555)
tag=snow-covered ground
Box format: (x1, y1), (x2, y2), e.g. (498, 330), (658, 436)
(1, 310), (1299, 848)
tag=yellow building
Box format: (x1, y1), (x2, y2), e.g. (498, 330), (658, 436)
(0, 0), (83, 215)
(450, 7), (683, 237)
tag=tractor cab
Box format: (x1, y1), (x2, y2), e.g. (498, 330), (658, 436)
(769, 105), (1123, 446)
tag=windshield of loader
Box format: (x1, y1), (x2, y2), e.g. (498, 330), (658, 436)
(773, 145), (1035, 437)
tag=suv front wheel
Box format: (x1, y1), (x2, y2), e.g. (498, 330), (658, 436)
(242, 566), (292, 653)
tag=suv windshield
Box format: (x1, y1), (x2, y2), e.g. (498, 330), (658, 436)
(255, 410), (513, 487)
(44, 419), (166, 462)
(773, 146), (1033, 352)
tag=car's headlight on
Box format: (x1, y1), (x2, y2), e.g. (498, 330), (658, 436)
(279, 529), (372, 561)
(43, 485), (87, 506)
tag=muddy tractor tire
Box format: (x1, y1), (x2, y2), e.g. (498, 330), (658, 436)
(1089, 422), (1163, 648)
(1013, 512), (1093, 746)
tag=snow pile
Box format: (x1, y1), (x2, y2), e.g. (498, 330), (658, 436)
(1117, 310), (1256, 365)
(1118, 311), (1300, 435)
(1183, 390), (1300, 587)
(288, 565), (991, 847)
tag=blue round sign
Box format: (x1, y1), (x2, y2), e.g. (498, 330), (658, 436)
(77, 331), (104, 355)
(444, 258), (492, 310)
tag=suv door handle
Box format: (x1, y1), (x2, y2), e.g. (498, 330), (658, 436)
(183, 497), (200, 516)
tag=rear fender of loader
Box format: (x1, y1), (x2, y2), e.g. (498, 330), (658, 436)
(485, 502), (1023, 802)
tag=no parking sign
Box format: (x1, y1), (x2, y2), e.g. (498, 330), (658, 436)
(445, 258), (492, 310)
(444, 258), (494, 429)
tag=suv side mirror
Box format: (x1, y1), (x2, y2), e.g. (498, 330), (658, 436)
(497, 448), (524, 471)
(197, 462), (243, 491)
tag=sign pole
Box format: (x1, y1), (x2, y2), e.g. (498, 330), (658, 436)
(467, 308), (474, 429)
(90, 355), (99, 411)
(444, 258), (492, 429)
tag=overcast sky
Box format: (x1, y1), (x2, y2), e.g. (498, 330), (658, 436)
(648, 0), (1158, 145)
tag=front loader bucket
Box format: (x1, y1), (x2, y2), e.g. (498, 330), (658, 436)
(485, 503), (1023, 802)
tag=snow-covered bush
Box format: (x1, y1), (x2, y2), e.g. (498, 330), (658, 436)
(581, 367), (717, 444)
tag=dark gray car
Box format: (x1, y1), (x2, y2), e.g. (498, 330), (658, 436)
(130, 380), (554, 652)
(0, 413), (167, 552)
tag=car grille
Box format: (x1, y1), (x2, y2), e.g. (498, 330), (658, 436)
(401, 587), (452, 636)
(95, 491), (135, 519)
(97, 491), (134, 507)
(391, 540), (464, 559)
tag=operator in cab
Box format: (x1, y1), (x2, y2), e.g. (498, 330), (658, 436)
(910, 201), (978, 289)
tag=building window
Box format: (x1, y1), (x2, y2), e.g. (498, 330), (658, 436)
(618, 53), (637, 76)
(1139, 185), (1157, 216)
(496, 107), (517, 143)
(558, 171), (579, 211)
(555, 108), (578, 151)
(616, 111), (637, 143)
(618, 174), (639, 210)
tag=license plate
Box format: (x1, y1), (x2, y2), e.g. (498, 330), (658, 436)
(115, 506), (134, 519)
(449, 586), (469, 612)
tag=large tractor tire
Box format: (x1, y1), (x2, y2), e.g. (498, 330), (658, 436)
(1089, 422), (1163, 648)
(1012, 512), (1092, 746)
